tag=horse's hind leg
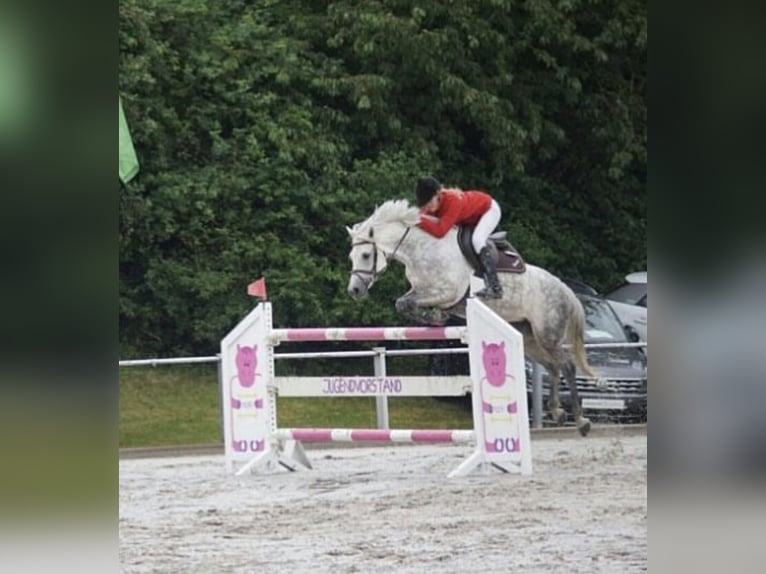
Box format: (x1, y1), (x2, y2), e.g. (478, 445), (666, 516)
(563, 360), (591, 437)
(538, 360), (567, 426)
(531, 321), (590, 436)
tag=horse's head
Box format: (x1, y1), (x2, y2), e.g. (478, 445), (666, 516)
(346, 200), (420, 300)
(346, 224), (388, 299)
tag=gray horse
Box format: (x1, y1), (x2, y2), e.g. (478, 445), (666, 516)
(346, 200), (597, 436)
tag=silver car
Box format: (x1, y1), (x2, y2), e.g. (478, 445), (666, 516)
(605, 271), (647, 342)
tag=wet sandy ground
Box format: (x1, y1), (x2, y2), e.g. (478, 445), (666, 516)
(120, 429), (646, 573)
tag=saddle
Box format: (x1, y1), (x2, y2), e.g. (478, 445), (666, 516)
(457, 226), (526, 275)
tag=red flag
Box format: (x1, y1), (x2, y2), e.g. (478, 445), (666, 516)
(247, 277), (267, 299)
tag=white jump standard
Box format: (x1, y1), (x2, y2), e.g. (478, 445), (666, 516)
(220, 298), (532, 478)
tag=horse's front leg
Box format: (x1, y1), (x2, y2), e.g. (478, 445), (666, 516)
(395, 292), (451, 326)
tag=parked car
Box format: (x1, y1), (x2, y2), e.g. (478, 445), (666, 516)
(604, 271), (647, 342)
(526, 290), (648, 423)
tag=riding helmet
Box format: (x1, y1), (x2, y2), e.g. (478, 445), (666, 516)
(415, 176), (442, 207)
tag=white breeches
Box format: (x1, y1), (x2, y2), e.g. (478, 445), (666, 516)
(471, 200), (501, 253)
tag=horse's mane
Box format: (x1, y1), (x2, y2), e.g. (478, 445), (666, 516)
(351, 199), (421, 236)
(372, 199), (421, 226)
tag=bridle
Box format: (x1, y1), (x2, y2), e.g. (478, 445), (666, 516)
(349, 227), (411, 288)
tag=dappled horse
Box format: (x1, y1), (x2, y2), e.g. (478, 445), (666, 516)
(346, 200), (596, 436)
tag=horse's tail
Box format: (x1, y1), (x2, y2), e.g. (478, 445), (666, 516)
(571, 299), (597, 378)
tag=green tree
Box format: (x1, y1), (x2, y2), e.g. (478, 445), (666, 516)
(119, 0), (646, 357)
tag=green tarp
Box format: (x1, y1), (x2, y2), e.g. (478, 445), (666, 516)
(119, 97), (139, 184)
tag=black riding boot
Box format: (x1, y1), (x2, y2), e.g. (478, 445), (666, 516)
(476, 247), (503, 298)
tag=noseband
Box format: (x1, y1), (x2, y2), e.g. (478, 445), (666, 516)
(349, 227), (410, 287)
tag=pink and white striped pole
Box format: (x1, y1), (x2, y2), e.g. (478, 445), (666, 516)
(275, 428), (475, 444)
(271, 325), (467, 343)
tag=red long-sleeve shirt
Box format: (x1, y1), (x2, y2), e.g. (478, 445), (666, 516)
(418, 190), (492, 238)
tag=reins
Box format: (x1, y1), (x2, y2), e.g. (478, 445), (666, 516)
(390, 227), (410, 260)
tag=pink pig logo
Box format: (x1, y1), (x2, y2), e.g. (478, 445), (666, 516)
(482, 341), (507, 388)
(229, 343), (264, 454)
(235, 344), (257, 388)
(479, 339), (519, 455)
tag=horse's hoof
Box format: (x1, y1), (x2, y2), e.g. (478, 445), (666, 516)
(551, 409), (567, 426)
(577, 420), (591, 437)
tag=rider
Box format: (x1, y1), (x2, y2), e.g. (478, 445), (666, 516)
(415, 176), (503, 299)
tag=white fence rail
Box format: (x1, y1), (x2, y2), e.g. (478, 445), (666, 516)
(119, 341), (647, 429)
